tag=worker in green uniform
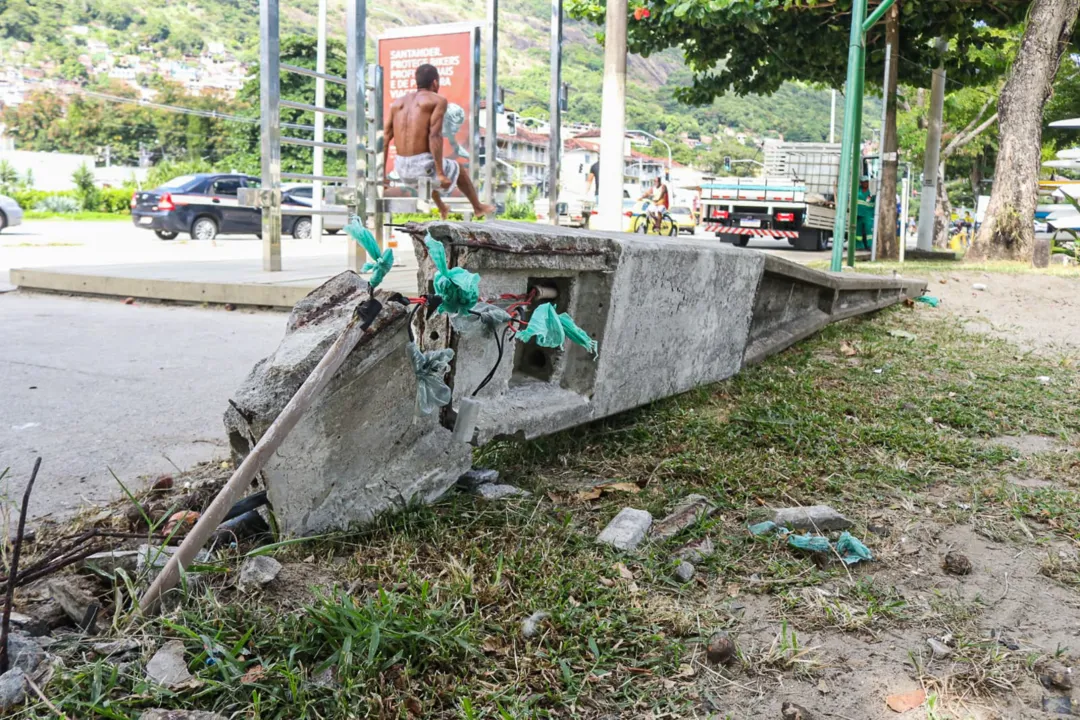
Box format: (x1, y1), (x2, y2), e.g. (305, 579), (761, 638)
(856, 177), (875, 250)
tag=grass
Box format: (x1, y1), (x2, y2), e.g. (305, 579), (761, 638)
(18, 305), (1080, 719)
(807, 257), (1080, 277)
(23, 211), (129, 221)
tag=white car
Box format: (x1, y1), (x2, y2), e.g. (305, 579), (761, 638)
(0, 194), (24, 233)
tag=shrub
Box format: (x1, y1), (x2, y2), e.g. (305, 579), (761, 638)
(99, 187), (133, 214)
(35, 195), (81, 214)
(146, 158), (214, 189)
(72, 163), (101, 211)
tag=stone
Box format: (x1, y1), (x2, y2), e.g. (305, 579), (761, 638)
(93, 639), (141, 657)
(651, 494), (715, 541)
(136, 544), (210, 576)
(942, 551), (972, 576)
(1033, 237), (1051, 269)
(457, 468), (499, 490)
(43, 578), (99, 631)
(139, 711), (228, 720)
(475, 483), (532, 500)
(926, 638), (953, 658)
(780, 701), (813, 720)
(706, 632), (736, 665)
(82, 549), (142, 577)
(673, 560), (695, 584)
(146, 640), (193, 687)
(1043, 696), (1072, 715)
(0, 668), (27, 713)
(675, 536), (715, 563)
(239, 556), (282, 590)
(972, 283), (987, 291)
(15, 599), (67, 635)
(4, 633), (43, 674)
(596, 508), (653, 551)
(1041, 662), (1073, 690)
(1050, 254), (1076, 266)
(772, 505), (852, 532)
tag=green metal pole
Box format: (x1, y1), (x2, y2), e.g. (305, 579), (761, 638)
(862, 0), (897, 32)
(847, 41), (866, 268)
(830, 0), (868, 272)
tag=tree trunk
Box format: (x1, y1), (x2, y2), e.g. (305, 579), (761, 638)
(933, 163), (952, 248)
(970, 154), (984, 198)
(876, 4), (901, 260)
(968, 0), (1080, 262)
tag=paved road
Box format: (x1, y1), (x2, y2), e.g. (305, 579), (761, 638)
(0, 292), (284, 520)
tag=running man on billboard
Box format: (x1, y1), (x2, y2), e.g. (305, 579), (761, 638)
(383, 64), (495, 220)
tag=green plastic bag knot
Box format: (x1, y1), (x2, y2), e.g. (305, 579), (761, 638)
(516, 303), (564, 348)
(836, 531), (873, 565)
(424, 233), (480, 314)
(451, 302), (512, 338)
(406, 341), (454, 416)
(346, 218), (394, 289)
(558, 312), (598, 357)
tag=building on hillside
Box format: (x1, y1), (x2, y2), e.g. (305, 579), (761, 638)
(478, 123), (550, 202)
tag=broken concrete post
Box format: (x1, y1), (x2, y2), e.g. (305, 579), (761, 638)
(596, 508), (653, 551)
(773, 505), (852, 532)
(651, 494), (715, 541)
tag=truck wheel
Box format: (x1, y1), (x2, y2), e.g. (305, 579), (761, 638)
(733, 235), (750, 247)
(155, 230), (178, 240)
(795, 228), (827, 251)
(787, 236), (797, 247)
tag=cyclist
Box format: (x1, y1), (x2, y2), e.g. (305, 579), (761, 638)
(638, 175), (670, 233)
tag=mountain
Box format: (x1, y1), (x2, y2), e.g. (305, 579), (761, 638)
(0, 0), (853, 147)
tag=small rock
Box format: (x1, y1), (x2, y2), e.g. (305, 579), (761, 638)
(972, 283), (987, 291)
(521, 611), (550, 639)
(673, 561), (695, 584)
(705, 632), (736, 665)
(239, 555), (282, 590)
(780, 700), (812, 719)
(596, 508), (653, 551)
(867, 523), (890, 537)
(150, 475), (174, 492)
(92, 639), (141, 657)
(927, 638), (953, 658)
(675, 536), (715, 563)
(82, 549), (142, 577)
(886, 688), (927, 713)
(651, 494), (715, 541)
(136, 544), (210, 576)
(1043, 696), (1072, 715)
(14, 599), (67, 635)
(475, 483), (532, 500)
(224, 303), (236, 312)
(4, 634), (43, 674)
(1050, 254), (1076, 266)
(772, 505), (852, 532)
(0, 668), (27, 713)
(1041, 662), (1073, 690)
(457, 468), (499, 490)
(146, 640), (193, 687)
(123, 297), (135, 305)
(139, 711), (228, 720)
(1037, 376), (1051, 385)
(43, 578), (99, 632)
(942, 551), (972, 576)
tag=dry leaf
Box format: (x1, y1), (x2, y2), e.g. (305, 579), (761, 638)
(886, 688), (926, 713)
(406, 697), (423, 717)
(598, 577), (615, 588)
(726, 583), (741, 597)
(481, 637), (503, 653)
(576, 488), (603, 501)
(613, 562), (635, 581)
(241, 665), (265, 684)
(163, 511), (200, 537)
(598, 482), (641, 494)
(676, 663), (696, 678)
(840, 341), (858, 357)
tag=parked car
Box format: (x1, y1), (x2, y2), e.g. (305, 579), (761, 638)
(668, 205), (697, 234)
(0, 194), (24, 233)
(130, 173), (312, 241)
(281, 183), (348, 235)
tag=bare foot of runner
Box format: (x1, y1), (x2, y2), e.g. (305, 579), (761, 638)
(474, 203), (497, 219)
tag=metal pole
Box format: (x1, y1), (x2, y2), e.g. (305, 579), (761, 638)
(596, 0), (627, 231)
(829, 0), (866, 272)
(899, 169), (910, 263)
(312, 0), (327, 241)
(870, 42), (891, 263)
(259, 0), (282, 272)
(370, 65), (385, 251)
(345, 0), (366, 271)
(548, 0), (563, 226)
(484, 0), (498, 206)
(917, 39), (947, 252)
(470, 27), (481, 191)
(829, 89), (836, 144)
(847, 37), (866, 268)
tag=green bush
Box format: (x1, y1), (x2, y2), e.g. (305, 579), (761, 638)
(72, 163), (101, 211)
(146, 159), (214, 189)
(99, 187), (133, 214)
(11, 189), (50, 210)
(35, 195), (80, 213)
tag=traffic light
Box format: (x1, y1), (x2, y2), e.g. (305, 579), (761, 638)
(559, 82), (570, 112)
(723, 156), (731, 172)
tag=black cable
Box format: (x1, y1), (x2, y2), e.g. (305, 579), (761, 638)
(472, 325), (512, 397)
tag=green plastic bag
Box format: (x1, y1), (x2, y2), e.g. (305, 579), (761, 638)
(451, 302), (512, 338)
(558, 313), (598, 357)
(836, 531), (873, 565)
(916, 295), (940, 307)
(748, 521), (778, 536)
(516, 303), (564, 348)
(424, 234), (480, 314)
(787, 533), (833, 554)
(406, 341), (454, 415)
(345, 218), (394, 289)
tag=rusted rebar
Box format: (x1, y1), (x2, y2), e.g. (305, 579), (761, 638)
(0, 457), (41, 673)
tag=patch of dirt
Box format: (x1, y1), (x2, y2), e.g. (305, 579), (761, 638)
(981, 434), (1068, 456)
(920, 270), (1080, 355)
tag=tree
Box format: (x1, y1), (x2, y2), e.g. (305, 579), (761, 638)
(876, 5), (901, 260)
(969, 0), (1080, 261)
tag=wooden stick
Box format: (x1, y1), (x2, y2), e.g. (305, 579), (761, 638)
(26, 675), (70, 720)
(0, 457), (41, 674)
(140, 302), (380, 614)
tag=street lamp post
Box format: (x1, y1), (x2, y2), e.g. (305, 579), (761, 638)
(629, 129), (671, 175)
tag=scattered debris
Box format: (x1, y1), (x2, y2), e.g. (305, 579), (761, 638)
(82, 550), (141, 577)
(163, 511), (200, 537)
(521, 611), (550, 639)
(576, 482), (642, 501)
(780, 700), (812, 719)
(916, 295), (940, 307)
(972, 283), (987, 291)
(750, 523), (872, 564)
(705, 632), (736, 665)
(673, 561), (695, 584)
(772, 505), (852, 532)
(139, 710), (227, 720)
(11, 601), (65, 637)
(0, 667), (27, 712)
(456, 468), (499, 491)
(92, 639), (141, 658)
(596, 508), (653, 551)
(839, 341), (859, 357)
(1037, 375), (1051, 385)
(888, 329), (917, 340)
(651, 494), (715, 541)
(1041, 662), (1073, 690)
(43, 578), (99, 632)
(1043, 696), (1072, 715)
(886, 688), (926, 713)
(942, 551), (972, 576)
(210, 510), (270, 547)
(3, 635), (42, 675)
(675, 536), (715, 563)
(926, 638), (953, 658)
(238, 556), (282, 590)
(474, 483), (532, 500)
(146, 640), (193, 687)
(151, 475), (174, 492)
(123, 297), (135, 305)
(137, 544), (209, 576)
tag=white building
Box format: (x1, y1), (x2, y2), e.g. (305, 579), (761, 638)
(0, 150), (96, 191)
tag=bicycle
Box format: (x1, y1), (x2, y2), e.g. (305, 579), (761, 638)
(629, 202), (678, 237)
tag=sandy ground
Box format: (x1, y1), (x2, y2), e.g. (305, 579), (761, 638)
(915, 269), (1080, 356)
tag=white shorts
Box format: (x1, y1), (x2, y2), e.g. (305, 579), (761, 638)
(395, 153), (460, 192)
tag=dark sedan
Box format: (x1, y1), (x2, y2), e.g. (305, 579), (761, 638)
(131, 173), (311, 241)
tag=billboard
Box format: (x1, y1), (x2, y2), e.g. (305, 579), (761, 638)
(378, 23), (481, 196)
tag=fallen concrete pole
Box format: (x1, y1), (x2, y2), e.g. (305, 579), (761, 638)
(220, 222), (925, 537)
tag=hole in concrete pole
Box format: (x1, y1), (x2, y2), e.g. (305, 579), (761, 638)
(429, 330), (440, 341)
